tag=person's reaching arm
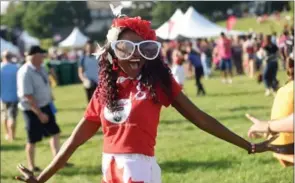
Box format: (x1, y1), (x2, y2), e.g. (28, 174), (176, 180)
(246, 113), (294, 135)
(16, 118), (101, 183)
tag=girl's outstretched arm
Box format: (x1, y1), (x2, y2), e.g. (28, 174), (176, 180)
(16, 118), (100, 183)
(172, 92), (267, 153)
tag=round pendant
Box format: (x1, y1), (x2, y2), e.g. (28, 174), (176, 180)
(113, 115), (122, 122)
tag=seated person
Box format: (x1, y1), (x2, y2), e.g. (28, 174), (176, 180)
(269, 56), (294, 167)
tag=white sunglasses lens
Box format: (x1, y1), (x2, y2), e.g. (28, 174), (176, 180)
(114, 41), (134, 59)
(139, 42), (160, 59)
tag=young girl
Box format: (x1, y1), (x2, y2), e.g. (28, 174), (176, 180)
(247, 55), (294, 166)
(16, 12), (274, 183)
(268, 56), (294, 166)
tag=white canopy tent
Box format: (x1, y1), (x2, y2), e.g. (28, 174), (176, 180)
(59, 27), (89, 48)
(155, 9), (184, 40)
(158, 6), (243, 40)
(20, 31), (40, 51)
(0, 38), (20, 56)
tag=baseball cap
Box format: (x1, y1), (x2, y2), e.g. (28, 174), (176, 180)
(27, 46), (47, 56)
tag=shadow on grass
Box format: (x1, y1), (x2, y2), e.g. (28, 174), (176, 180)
(229, 105), (268, 112)
(160, 113), (247, 125)
(57, 107), (85, 112)
(217, 114), (245, 121)
(60, 131), (103, 139)
(160, 119), (188, 125)
(0, 144), (24, 151)
(207, 90), (261, 97)
(57, 165), (101, 176)
(160, 159), (235, 173)
(0, 174), (15, 180)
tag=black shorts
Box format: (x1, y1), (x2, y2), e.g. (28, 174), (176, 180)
(22, 105), (61, 144)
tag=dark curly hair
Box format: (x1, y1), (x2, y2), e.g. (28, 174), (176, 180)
(95, 34), (173, 112)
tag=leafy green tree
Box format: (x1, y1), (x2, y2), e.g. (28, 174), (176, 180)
(22, 1), (91, 38)
(1, 2), (26, 28)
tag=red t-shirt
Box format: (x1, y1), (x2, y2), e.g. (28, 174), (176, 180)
(84, 75), (181, 156)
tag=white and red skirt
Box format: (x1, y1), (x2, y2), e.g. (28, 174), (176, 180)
(101, 153), (161, 183)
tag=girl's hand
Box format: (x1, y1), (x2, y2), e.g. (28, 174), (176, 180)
(15, 164), (39, 183)
(252, 135), (279, 154)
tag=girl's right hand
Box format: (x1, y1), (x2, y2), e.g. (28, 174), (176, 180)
(15, 164), (39, 183)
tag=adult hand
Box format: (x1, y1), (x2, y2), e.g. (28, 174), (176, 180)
(246, 113), (269, 138)
(15, 164), (39, 183)
(38, 112), (49, 124)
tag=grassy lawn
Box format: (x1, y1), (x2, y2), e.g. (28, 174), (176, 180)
(1, 71), (293, 183)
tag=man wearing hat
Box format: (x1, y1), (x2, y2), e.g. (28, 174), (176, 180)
(17, 46), (63, 172)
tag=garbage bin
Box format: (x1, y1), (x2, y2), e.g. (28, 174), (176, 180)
(58, 61), (73, 85)
(50, 62), (61, 85)
(71, 61), (80, 84)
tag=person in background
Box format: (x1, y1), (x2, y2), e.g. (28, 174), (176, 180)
(217, 32), (233, 83)
(44, 49), (58, 87)
(248, 56), (294, 167)
(271, 32), (277, 46)
(262, 35), (279, 96)
(0, 51), (19, 141)
(284, 28), (294, 67)
(78, 40), (99, 103)
(199, 39), (211, 79)
(231, 36), (244, 75)
(212, 45), (221, 70)
(243, 34), (255, 78)
(185, 43), (206, 96)
(255, 43), (266, 83)
(171, 48), (185, 89)
(277, 31), (289, 70)
(17, 46), (65, 172)
(268, 56), (294, 166)
(204, 39), (213, 71)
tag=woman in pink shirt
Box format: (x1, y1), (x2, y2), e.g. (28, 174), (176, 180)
(217, 32), (233, 84)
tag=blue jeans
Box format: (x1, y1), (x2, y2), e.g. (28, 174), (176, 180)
(220, 58), (232, 71)
(263, 61), (278, 89)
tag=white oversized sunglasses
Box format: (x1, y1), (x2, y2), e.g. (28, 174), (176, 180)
(111, 40), (161, 60)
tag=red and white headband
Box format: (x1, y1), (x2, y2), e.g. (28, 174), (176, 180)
(93, 4), (157, 63)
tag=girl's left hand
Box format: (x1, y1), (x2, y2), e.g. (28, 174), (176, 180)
(252, 135), (279, 154)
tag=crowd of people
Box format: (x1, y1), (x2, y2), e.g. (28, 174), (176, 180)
(0, 41), (100, 172)
(0, 11), (293, 183)
(161, 25), (294, 97)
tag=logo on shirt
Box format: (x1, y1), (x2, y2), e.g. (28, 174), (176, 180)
(103, 99), (132, 124)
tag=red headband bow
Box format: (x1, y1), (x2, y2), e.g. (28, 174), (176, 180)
(112, 16), (157, 41)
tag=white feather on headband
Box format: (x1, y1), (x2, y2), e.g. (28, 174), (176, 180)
(110, 4), (123, 17)
(92, 43), (113, 64)
(92, 4), (126, 64)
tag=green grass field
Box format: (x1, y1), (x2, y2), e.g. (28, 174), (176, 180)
(1, 71), (293, 183)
